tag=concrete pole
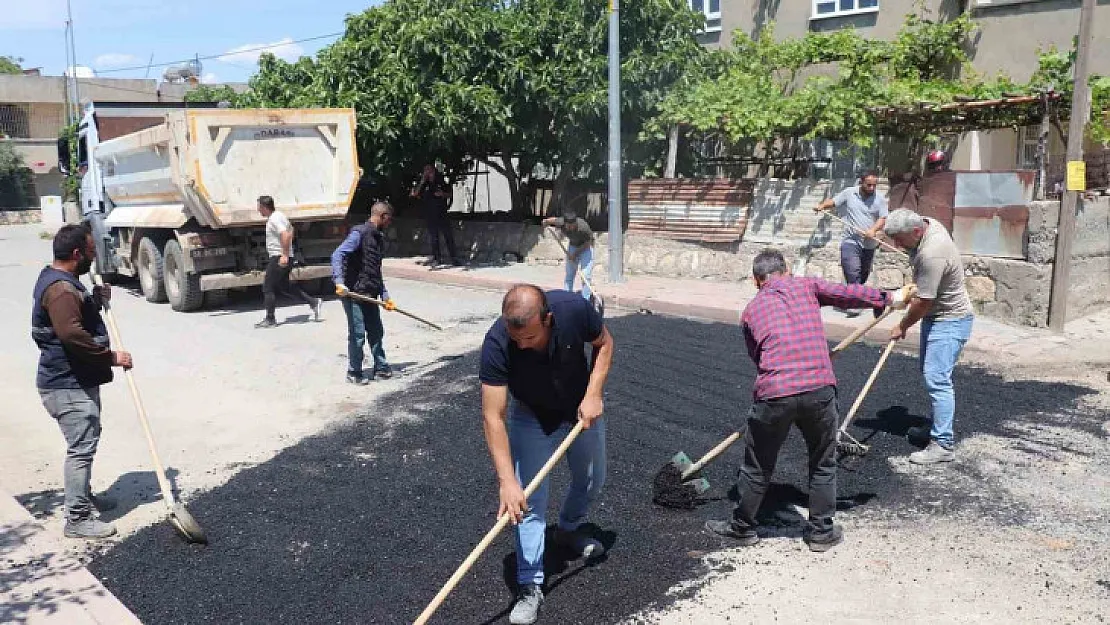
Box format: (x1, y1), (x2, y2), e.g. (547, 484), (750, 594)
(1047, 0), (1096, 332)
(607, 0), (624, 283)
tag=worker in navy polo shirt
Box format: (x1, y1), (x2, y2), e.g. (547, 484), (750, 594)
(478, 284), (615, 625)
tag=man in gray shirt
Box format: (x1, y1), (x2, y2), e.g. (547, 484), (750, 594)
(884, 208), (974, 465)
(542, 211), (595, 301)
(816, 172), (889, 315)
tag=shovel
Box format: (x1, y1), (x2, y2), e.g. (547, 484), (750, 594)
(92, 273), (207, 544)
(341, 291), (443, 331)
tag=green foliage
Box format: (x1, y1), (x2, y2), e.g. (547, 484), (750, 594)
(234, 0), (705, 211)
(0, 56), (22, 75)
(183, 84), (243, 105)
(0, 141), (36, 208)
(59, 122), (80, 202)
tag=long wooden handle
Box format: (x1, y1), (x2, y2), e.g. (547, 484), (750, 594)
(546, 227), (601, 299)
(682, 431), (741, 479)
(830, 307), (895, 355)
(91, 274), (178, 509)
(344, 292), (443, 331)
(414, 420), (587, 625)
(839, 339), (897, 436)
(820, 210), (908, 257)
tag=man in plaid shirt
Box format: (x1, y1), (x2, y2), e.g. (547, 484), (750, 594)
(706, 249), (906, 552)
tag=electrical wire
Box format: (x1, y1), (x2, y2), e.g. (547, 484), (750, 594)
(92, 32), (343, 75)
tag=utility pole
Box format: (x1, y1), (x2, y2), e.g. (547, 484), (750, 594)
(66, 0), (81, 121)
(1047, 0), (1096, 332)
(606, 0), (624, 283)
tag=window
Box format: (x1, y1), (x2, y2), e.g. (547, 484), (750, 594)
(690, 0), (722, 33)
(973, 0), (1045, 7)
(1016, 126), (1043, 170)
(812, 0), (879, 20)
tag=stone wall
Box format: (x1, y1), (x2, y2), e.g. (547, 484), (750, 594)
(0, 209), (42, 225)
(386, 194), (1110, 328)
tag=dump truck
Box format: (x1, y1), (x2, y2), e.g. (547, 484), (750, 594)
(65, 102), (359, 311)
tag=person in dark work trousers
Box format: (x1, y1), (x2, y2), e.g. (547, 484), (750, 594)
(815, 171), (889, 316)
(331, 201), (397, 385)
(410, 163), (460, 266)
(704, 249), (911, 552)
(255, 195), (321, 328)
(32, 224), (134, 539)
(479, 285), (615, 625)
(542, 211), (595, 301)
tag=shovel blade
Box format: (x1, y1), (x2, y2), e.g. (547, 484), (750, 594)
(670, 451), (694, 475)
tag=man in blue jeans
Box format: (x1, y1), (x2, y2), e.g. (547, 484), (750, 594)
(542, 211), (595, 300)
(33, 224), (133, 539)
(332, 201), (396, 385)
(816, 171), (889, 317)
(479, 284), (615, 625)
(884, 209), (974, 465)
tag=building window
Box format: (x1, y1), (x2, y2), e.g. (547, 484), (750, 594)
(812, 0), (879, 20)
(691, 0), (722, 33)
(973, 0), (1045, 7)
(1016, 126), (1043, 170)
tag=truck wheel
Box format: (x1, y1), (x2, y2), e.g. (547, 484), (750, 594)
(164, 240), (204, 312)
(137, 237), (167, 303)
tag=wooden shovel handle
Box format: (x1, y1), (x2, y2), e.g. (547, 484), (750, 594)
(820, 210), (908, 257)
(91, 273), (177, 509)
(413, 420), (588, 625)
(682, 431), (742, 479)
(344, 291), (443, 331)
(831, 307), (895, 355)
(839, 339), (897, 436)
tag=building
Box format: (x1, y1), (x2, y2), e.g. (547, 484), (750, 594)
(690, 0), (1108, 174)
(0, 74), (245, 208)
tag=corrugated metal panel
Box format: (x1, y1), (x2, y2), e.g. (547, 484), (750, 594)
(627, 179), (752, 242)
(951, 171), (1034, 259)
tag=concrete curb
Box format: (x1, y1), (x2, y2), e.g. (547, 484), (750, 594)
(0, 484), (142, 625)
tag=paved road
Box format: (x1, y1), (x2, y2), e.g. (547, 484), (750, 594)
(3, 224), (1107, 624)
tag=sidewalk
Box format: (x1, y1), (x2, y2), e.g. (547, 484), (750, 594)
(0, 485), (142, 625)
(384, 257), (1110, 366)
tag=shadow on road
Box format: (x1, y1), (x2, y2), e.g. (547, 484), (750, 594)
(86, 313), (1100, 625)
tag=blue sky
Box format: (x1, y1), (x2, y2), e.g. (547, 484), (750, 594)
(1, 0), (379, 84)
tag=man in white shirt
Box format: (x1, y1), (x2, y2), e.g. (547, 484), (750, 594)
(256, 195), (320, 328)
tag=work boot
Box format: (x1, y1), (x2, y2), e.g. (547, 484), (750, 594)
(311, 298), (323, 322)
(554, 526), (605, 560)
(254, 318), (277, 329)
(704, 520), (760, 546)
(90, 492), (117, 512)
(805, 524), (843, 553)
(909, 441), (956, 465)
(64, 518), (117, 540)
(509, 584), (544, 625)
(346, 373), (370, 386)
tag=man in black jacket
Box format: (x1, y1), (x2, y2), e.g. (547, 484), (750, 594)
(32, 224), (133, 539)
(410, 163), (460, 266)
(331, 201), (396, 385)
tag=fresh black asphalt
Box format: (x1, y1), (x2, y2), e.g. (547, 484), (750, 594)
(88, 313), (1100, 624)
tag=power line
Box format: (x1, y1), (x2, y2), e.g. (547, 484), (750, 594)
(92, 32), (344, 75)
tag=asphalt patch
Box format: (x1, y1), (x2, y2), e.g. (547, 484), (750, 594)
(88, 314), (1101, 624)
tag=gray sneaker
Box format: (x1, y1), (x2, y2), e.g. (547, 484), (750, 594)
(554, 526), (605, 560)
(64, 518), (117, 539)
(509, 584), (544, 625)
(909, 441), (956, 465)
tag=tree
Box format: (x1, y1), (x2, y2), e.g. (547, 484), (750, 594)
(0, 56), (23, 75)
(0, 142), (36, 208)
(183, 84), (242, 105)
(238, 0), (705, 214)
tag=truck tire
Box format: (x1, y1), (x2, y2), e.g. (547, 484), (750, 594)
(164, 240), (204, 312)
(137, 237), (168, 303)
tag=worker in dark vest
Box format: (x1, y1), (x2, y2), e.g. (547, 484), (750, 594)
(32, 224), (133, 539)
(331, 201), (396, 385)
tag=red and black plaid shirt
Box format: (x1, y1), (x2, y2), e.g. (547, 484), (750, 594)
(741, 276), (890, 402)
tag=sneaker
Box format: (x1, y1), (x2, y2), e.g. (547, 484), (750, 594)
(346, 373), (370, 386)
(311, 298), (323, 322)
(845, 309), (861, 318)
(89, 493), (117, 512)
(909, 441), (956, 465)
(554, 526), (605, 560)
(805, 524), (843, 553)
(509, 584), (544, 625)
(704, 520), (760, 546)
(374, 367), (393, 380)
(254, 318), (277, 329)
(64, 518), (117, 539)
